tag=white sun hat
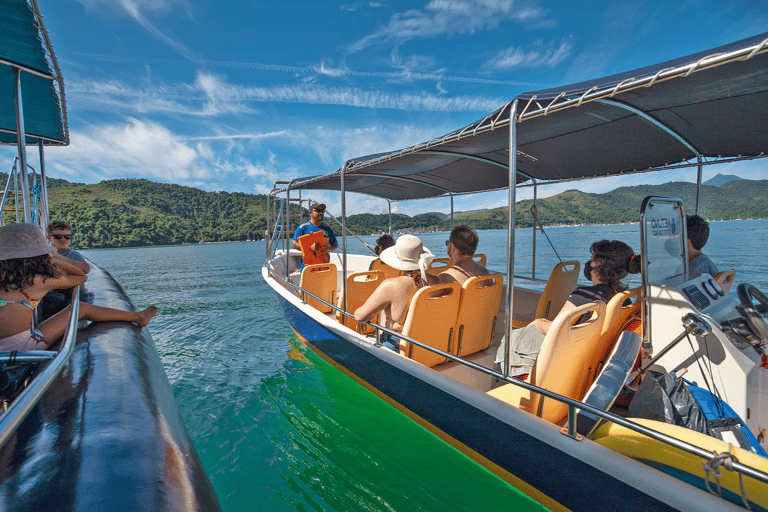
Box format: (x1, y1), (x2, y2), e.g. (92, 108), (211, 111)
(379, 235), (434, 280)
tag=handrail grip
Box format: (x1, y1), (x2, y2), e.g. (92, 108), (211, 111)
(265, 263), (768, 485)
(0, 288), (80, 446)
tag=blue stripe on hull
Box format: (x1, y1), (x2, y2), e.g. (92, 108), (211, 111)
(277, 294), (679, 512)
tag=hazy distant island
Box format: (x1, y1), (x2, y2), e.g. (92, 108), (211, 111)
(1, 173), (764, 249)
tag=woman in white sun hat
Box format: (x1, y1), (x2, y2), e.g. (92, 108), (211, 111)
(354, 234), (434, 350)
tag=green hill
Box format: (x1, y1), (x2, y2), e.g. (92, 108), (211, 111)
(1, 173), (765, 249)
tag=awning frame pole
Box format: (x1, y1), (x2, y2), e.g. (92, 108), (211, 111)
(450, 194), (454, 231)
(532, 182), (537, 280)
(503, 100), (519, 380)
(341, 164), (348, 314)
(13, 67), (31, 223)
(387, 200), (392, 235)
(38, 142), (49, 232)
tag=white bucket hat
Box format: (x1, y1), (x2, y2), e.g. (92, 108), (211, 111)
(380, 235), (434, 280)
(0, 223), (55, 261)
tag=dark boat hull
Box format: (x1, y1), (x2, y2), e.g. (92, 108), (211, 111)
(0, 264), (220, 511)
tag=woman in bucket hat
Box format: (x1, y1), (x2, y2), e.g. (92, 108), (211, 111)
(354, 235), (434, 350)
(0, 223), (158, 351)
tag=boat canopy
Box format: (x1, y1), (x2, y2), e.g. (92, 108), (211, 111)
(0, 0), (69, 146)
(283, 32), (768, 201)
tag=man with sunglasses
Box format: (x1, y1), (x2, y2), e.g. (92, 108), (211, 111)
(426, 225), (489, 285)
(47, 221), (90, 274)
(291, 202), (338, 270)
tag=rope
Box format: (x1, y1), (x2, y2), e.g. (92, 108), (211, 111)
(701, 448), (751, 510)
(529, 204), (562, 261)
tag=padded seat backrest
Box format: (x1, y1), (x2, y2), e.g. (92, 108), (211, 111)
(588, 288), (641, 388)
(300, 263), (337, 313)
(454, 274), (503, 357)
(523, 301), (606, 424)
(426, 257), (453, 276)
(714, 269), (736, 294)
(535, 261), (580, 321)
(336, 271), (385, 334)
(369, 258), (400, 280)
(401, 283), (462, 368)
(472, 254), (487, 266)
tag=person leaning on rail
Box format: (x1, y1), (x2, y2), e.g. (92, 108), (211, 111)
(354, 235), (434, 351)
(40, 220), (91, 320)
(496, 239), (642, 379)
(426, 225), (490, 286)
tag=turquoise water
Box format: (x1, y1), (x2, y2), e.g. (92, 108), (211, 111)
(82, 220), (767, 511)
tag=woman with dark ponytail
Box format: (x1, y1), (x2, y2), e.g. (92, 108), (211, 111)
(497, 239), (641, 378)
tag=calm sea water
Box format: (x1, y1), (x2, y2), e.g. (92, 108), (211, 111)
(82, 220), (767, 511)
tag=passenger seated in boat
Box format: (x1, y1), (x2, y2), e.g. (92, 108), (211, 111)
(374, 234), (395, 255)
(496, 239), (641, 378)
(354, 235), (434, 350)
(0, 223), (158, 351)
(426, 225), (489, 285)
(686, 214), (719, 277)
(40, 220), (89, 320)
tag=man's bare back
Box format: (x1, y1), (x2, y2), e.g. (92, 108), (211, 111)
(438, 257), (490, 285)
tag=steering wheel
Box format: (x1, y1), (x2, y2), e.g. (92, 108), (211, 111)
(737, 283), (768, 342)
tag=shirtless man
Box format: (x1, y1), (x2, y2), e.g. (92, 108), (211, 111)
(354, 235), (434, 350)
(427, 225), (489, 285)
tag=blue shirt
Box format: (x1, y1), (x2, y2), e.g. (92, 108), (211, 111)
(690, 253), (719, 277)
(292, 222), (337, 269)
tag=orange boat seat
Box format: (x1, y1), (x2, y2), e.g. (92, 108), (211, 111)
(453, 274), (503, 357)
(511, 261), (579, 328)
(587, 288), (641, 388)
(714, 269), (736, 294)
(425, 257), (453, 276)
(336, 270), (385, 334)
(400, 283), (462, 367)
(488, 300), (606, 424)
(299, 263), (337, 313)
(369, 258), (400, 280)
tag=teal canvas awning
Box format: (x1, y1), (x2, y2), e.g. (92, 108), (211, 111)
(0, 0), (68, 146)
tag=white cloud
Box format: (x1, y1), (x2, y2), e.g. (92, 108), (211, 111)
(349, 0), (547, 51)
(68, 73), (506, 115)
(487, 38), (574, 69)
(75, 0), (198, 61)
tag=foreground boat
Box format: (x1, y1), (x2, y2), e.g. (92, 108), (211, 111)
(0, 1), (220, 509)
(264, 33), (768, 511)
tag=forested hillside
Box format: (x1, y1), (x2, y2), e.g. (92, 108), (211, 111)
(0, 173), (765, 249)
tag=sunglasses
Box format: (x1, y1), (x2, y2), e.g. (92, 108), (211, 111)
(50, 234), (73, 240)
(445, 240), (452, 246)
(313, 209), (325, 213)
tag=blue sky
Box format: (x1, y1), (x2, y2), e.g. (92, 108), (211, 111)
(5, 0), (767, 215)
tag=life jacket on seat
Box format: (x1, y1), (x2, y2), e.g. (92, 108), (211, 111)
(297, 230), (329, 265)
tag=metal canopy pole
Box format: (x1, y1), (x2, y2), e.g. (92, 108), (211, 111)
(532, 182), (537, 280)
(38, 142), (49, 231)
(450, 194), (454, 230)
(341, 165), (348, 314)
(595, 97), (704, 214)
(13, 67), (31, 223)
(503, 100), (519, 380)
(387, 200), (392, 235)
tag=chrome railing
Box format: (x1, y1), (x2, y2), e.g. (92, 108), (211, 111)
(264, 262), (768, 488)
(0, 289), (80, 446)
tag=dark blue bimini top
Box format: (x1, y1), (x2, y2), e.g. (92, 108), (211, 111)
(0, 0), (68, 146)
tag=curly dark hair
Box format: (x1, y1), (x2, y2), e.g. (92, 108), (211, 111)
(589, 239), (641, 292)
(375, 234), (395, 255)
(449, 225), (479, 256)
(0, 254), (57, 291)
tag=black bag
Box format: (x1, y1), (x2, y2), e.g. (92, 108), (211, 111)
(627, 370), (708, 434)
(0, 352), (38, 401)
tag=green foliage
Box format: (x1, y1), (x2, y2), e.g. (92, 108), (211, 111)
(2, 175), (764, 249)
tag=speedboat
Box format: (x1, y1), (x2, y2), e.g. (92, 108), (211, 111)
(0, 1), (220, 509)
(263, 33), (768, 511)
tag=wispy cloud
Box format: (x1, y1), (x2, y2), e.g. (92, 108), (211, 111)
(74, 0), (198, 61)
(349, 0), (548, 52)
(486, 38), (574, 69)
(68, 72), (508, 115)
